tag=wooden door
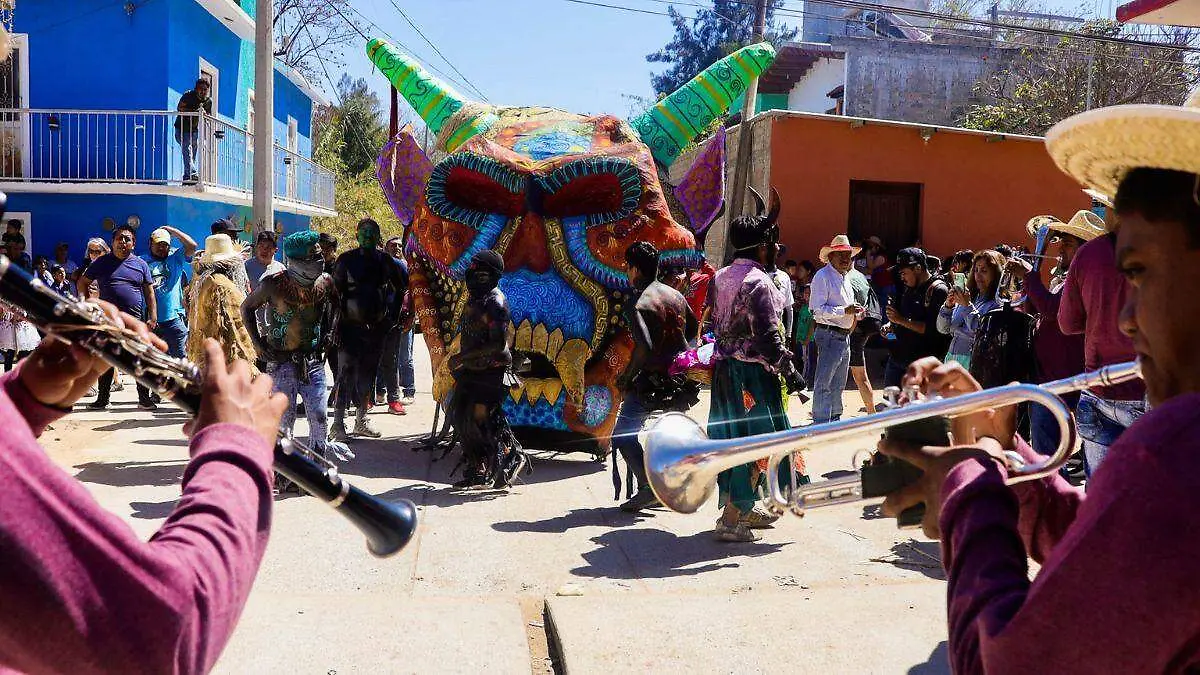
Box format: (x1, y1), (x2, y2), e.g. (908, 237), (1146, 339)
(847, 180), (922, 250)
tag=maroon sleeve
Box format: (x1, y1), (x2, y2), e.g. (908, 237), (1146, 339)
(0, 418), (274, 675)
(1057, 250), (1087, 335)
(1007, 438), (1084, 563)
(939, 444), (1200, 674)
(0, 365), (71, 437)
(1022, 272), (1059, 318)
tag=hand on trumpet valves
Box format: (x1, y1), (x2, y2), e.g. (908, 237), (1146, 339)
(19, 300), (166, 409)
(1004, 257), (1032, 281)
(183, 339), (289, 452)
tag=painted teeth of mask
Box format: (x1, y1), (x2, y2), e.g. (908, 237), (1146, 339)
(509, 378), (565, 405)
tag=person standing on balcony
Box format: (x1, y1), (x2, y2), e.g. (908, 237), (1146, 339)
(175, 78), (212, 184)
(78, 224), (158, 410)
(142, 226), (197, 361)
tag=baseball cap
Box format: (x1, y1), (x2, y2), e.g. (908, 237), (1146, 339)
(211, 218), (239, 236)
(149, 228), (171, 244)
(893, 247), (928, 270)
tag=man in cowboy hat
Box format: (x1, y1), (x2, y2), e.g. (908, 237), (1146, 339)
(706, 193), (807, 542)
(876, 88), (1200, 673)
(1004, 211), (1101, 463)
(808, 234), (863, 424)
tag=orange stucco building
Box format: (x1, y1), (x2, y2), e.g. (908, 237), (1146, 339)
(716, 110), (1094, 265)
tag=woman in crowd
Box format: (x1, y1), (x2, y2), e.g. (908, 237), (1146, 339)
(936, 249), (1004, 369)
(81, 238), (110, 299)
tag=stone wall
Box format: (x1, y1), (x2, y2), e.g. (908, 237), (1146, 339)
(833, 36), (1015, 126)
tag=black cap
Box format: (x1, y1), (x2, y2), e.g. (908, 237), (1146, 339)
(893, 247), (928, 270)
(211, 218), (239, 236)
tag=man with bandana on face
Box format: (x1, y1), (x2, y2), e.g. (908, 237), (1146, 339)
(612, 241), (699, 511)
(707, 192), (807, 542)
(447, 249), (527, 489)
(241, 231), (347, 475)
(330, 219), (408, 440)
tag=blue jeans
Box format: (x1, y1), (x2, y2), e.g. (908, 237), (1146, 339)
(612, 391), (651, 493)
(1030, 391), (1080, 458)
(154, 316), (188, 359)
(379, 328), (416, 401)
(884, 357), (908, 388)
(269, 358), (330, 452)
(176, 128), (198, 179)
(1075, 390), (1146, 478)
(812, 325), (850, 424)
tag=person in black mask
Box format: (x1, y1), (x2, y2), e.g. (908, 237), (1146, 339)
(331, 219), (407, 440)
(447, 249), (526, 489)
(611, 241), (699, 512)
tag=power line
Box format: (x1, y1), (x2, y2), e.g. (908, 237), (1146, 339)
(385, 0), (490, 101)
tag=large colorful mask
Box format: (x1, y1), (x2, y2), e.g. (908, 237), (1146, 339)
(371, 39), (777, 450)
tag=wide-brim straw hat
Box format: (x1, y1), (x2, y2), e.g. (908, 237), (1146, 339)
(819, 234), (862, 263)
(197, 234), (245, 266)
(1027, 209), (1107, 242)
(1046, 88), (1200, 199)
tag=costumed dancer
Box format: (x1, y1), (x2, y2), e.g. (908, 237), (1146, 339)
(707, 196), (807, 542)
(330, 218), (408, 440)
(612, 242), (700, 512)
(448, 250), (527, 489)
(186, 234), (258, 371)
(241, 231), (350, 472)
(876, 91), (1200, 672)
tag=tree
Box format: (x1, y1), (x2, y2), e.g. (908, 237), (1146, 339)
(646, 0), (798, 96)
(272, 0), (362, 78)
(961, 20), (1200, 135)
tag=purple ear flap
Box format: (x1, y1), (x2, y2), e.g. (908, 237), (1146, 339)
(376, 128), (434, 227)
(673, 126), (726, 239)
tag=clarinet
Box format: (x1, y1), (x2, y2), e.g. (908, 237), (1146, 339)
(0, 255), (417, 558)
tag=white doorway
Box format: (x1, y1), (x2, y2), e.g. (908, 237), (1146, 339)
(0, 34), (30, 179)
(286, 116), (298, 199)
(198, 58), (219, 182)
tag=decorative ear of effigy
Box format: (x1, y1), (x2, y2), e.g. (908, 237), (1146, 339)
(628, 42), (778, 168)
(767, 186), (782, 226)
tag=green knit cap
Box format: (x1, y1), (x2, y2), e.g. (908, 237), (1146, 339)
(283, 230), (320, 259)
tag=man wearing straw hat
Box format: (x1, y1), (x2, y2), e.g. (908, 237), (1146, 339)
(1004, 211), (1100, 463)
(808, 235), (863, 424)
(877, 91), (1200, 672)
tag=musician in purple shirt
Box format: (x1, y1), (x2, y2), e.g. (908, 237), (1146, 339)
(876, 103), (1200, 673)
(0, 306), (287, 674)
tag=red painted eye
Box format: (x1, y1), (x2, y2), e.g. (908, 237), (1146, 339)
(541, 173), (624, 219)
(427, 154), (525, 228)
(534, 157), (643, 227)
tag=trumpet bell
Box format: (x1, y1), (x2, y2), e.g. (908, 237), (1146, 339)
(642, 412), (713, 514)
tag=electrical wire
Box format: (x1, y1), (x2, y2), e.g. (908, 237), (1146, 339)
(385, 0), (490, 101)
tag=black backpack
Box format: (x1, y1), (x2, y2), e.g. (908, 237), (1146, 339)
(969, 301), (1037, 389)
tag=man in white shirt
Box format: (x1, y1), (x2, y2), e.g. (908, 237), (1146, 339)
(808, 235), (863, 423)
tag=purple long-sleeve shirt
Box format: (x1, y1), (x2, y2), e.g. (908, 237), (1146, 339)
(0, 367), (274, 675)
(1023, 271), (1084, 385)
(939, 393), (1200, 674)
(1057, 235), (1144, 400)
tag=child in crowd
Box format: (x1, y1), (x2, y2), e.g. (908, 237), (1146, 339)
(49, 264), (75, 298)
(792, 284), (816, 387)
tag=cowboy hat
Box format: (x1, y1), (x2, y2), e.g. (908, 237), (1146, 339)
(1054, 210), (1107, 242)
(197, 234), (244, 266)
(1046, 87), (1200, 198)
(818, 234), (861, 263)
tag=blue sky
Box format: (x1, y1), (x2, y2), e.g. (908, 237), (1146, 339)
(336, 0), (1109, 121)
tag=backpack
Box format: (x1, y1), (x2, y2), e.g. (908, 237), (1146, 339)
(969, 301), (1037, 389)
(859, 284), (884, 334)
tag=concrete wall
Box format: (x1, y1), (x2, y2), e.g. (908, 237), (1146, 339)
(786, 57), (846, 114)
(764, 113), (1089, 266)
(802, 0), (932, 43)
(834, 36), (1013, 126)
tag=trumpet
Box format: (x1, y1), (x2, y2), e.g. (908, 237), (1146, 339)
(642, 362), (1142, 517)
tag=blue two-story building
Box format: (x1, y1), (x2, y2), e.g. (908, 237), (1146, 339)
(3, 0), (336, 261)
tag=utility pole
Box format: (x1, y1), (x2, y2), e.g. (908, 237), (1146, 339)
(728, 0), (769, 225)
(252, 0), (274, 236)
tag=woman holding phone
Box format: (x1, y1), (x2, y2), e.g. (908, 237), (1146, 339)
(936, 249), (1004, 369)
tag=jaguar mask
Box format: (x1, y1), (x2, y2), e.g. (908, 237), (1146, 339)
(370, 39), (777, 450)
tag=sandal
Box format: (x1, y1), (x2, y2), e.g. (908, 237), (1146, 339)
(714, 520), (761, 542)
(740, 506), (781, 529)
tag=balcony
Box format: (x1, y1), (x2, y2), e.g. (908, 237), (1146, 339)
(0, 109), (336, 216)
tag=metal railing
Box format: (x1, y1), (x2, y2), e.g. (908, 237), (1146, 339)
(0, 108), (335, 210)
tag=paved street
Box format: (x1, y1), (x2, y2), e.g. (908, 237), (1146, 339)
(42, 339), (950, 675)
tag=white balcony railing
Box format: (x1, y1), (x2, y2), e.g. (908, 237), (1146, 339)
(0, 109), (335, 211)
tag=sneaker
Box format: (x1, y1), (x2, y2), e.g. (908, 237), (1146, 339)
(494, 450), (528, 489)
(138, 400), (158, 411)
(86, 400), (108, 411)
(740, 506), (780, 529)
(149, 392), (163, 404)
(353, 417), (382, 438)
(399, 395), (416, 406)
(329, 421), (349, 442)
(714, 520), (760, 542)
(619, 487), (661, 512)
(375, 392), (387, 406)
(387, 401), (407, 416)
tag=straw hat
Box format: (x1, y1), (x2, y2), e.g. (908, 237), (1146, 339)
(819, 234), (861, 263)
(1045, 87), (1200, 198)
(197, 234), (244, 266)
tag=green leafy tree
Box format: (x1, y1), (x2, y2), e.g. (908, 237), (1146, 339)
(646, 0), (798, 96)
(961, 20), (1200, 135)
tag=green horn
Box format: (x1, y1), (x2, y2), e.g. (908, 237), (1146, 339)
(631, 42), (778, 166)
(367, 38), (468, 136)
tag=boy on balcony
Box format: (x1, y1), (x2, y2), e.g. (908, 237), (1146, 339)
(175, 78), (212, 184)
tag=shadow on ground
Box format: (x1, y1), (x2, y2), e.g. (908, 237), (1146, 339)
(871, 539), (945, 580)
(570, 528), (789, 580)
(73, 460), (187, 487)
(908, 641), (950, 674)
(129, 499), (178, 520)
